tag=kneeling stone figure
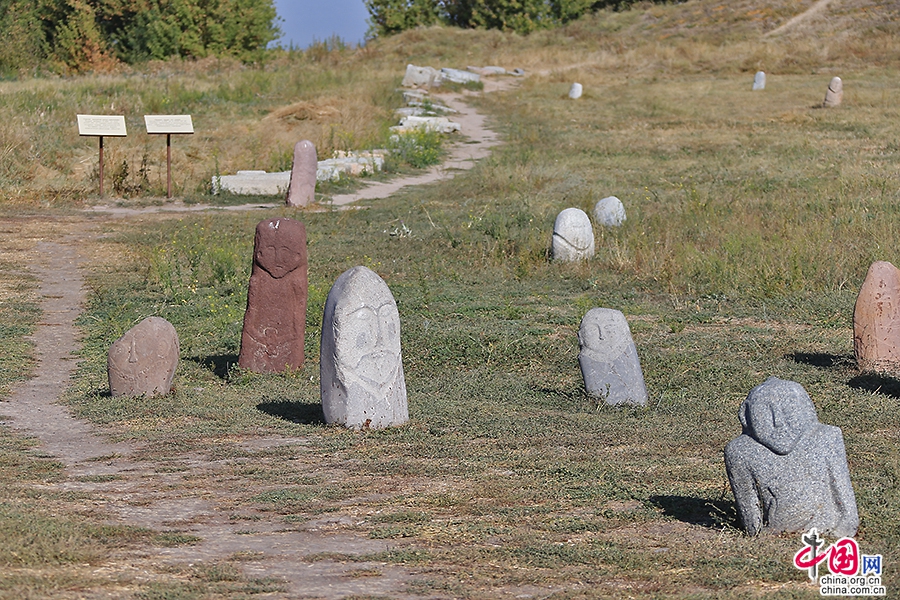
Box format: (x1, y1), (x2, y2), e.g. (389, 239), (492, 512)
(724, 377), (859, 537)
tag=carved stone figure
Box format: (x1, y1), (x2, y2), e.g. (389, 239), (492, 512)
(238, 218), (308, 373)
(823, 76), (843, 108)
(108, 316), (179, 397)
(552, 208), (594, 262)
(593, 196), (626, 227)
(578, 308), (648, 406)
(853, 261), (900, 373)
(285, 140), (316, 207)
(752, 71), (766, 91)
(320, 266), (408, 429)
(724, 377), (859, 537)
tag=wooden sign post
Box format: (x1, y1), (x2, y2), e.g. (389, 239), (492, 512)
(144, 115), (194, 198)
(77, 115), (127, 196)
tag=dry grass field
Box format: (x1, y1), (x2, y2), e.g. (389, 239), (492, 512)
(2, 0), (900, 598)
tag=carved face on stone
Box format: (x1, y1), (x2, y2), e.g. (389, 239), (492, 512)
(254, 218), (306, 279)
(579, 308), (629, 363)
(333, 270), (402, 393)
(740, 377), (818, 455)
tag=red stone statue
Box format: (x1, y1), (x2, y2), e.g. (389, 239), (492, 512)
(238, 217), (308, 373)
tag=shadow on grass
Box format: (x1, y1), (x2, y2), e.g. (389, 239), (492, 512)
(649, 495), (738, 529)
(257, 400), (326, 425)
(848, 373), (900, 399)
(787, 352), (855, 370)
(188, 354), (238, 380)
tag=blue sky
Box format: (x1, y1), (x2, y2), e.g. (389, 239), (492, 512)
(272, 0), (371, 49)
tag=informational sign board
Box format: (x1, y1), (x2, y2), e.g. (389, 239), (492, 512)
(144, 115), (194, 135)
(77, 115), (127, 137)
(144, 114), (194, 198)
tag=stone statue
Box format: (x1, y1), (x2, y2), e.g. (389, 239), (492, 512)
(578, 308), (648, 406)
(752, 71), (766, 91)
(853, 260), (900, 373)
(285, 140), (316, 207)
(823, 76), (843, 108)
(320, 266), (408, 429)
(724, 377), (859, 537)
(238, 217), (308, 373)
(593, 196), (626, 227)
(552, 208), (594, 262)
(108, 316), (179, 397)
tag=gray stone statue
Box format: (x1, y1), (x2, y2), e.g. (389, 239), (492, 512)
(552, 208), (594, 262)
(752, 71), (766, 91)
(724, 377), (859, 537)
(320, 266), (408, 429)
(578, 308), (648, 406)
(823, 76), (843, 108)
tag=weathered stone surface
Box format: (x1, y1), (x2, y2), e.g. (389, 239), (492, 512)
(239, 218), (308, 373)
(593, 196), (626, 227)
(108, 317), (179, 397)
(402, 64), (442, 88)
(552, 208), (594, 262)
(213, 152), (387, 194)
(823, 76), (843, 107)
(568, 83), (583, 99)
(468, 65), (507, 76)
(724, 377), (859, 537)
(214, 170), (290, 195)
(318, 151), (385, 182)
(391, 116), (461, 134)
(752, 71), (766, 91)
(441, 67), (480, 84)
(578, 308), (648, 406)
(853, 260), (900, 373)
(285, 140), (316, 207)
(321, 266), (408, 430)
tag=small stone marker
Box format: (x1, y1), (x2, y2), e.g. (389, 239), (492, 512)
(853, 260), (900, 373)
(144, 115), (194, 198)
(752, 71), (766, 91)
(285, 140), (317, 207)
(238, 218), (308, 373)
(724, 377), (859, 537)
(321, 266), (408, 430)
(578, 308), (648, 406)
(823, 76), (843, 107)
(77, 114), (127, 197)
(107, 317), (179, 397)
(593, 196), (626, 227)
(568, 83), (583, 99)
(552, 208), (594, 262)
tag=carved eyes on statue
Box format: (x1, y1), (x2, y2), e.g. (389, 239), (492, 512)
(342, 304), (400, 353)
(257, 243), (302, 277)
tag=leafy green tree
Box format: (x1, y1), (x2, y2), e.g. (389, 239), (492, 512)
(365, 0), (656, 37)
(364, 0), (443, 36)
(0, 0), (280, 73)
(0, 0), (47, 74)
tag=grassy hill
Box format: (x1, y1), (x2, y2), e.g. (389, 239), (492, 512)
(2, 1), (900, 597)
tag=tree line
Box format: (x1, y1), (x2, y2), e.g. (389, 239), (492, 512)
(0, 0), (280, 74)
(0, 0), (663, 76)
(363, 0), (654, 36)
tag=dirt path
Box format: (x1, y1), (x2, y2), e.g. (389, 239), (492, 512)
(0, 77), (515, 597)
(764, 0), (834, 37)
(85, 76), (514, 216)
